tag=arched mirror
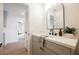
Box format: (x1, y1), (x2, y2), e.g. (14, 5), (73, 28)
(45, 3), (65, 30)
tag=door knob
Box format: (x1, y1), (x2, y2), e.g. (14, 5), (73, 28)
(25, 32), (27, 34)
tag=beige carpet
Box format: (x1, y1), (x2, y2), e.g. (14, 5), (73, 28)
(0, 42), (28, 55)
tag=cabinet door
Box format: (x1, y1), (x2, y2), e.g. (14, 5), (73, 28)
(32, 35), (42, 55)
(39, 38), (57, 55)
(44, 40), (71, 55)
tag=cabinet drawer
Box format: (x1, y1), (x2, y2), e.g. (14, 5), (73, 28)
(44, 40), (71, 55)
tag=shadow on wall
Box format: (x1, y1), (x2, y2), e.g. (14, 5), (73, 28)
(0, 43), (2, 47)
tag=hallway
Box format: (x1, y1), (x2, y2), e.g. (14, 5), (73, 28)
(0, 42), (28, 55)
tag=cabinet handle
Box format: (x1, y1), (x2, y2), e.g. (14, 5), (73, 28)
(40, 47), (44, 51)
(43, 39), (45, 47)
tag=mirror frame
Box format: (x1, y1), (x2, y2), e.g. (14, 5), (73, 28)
(46, 3), (65, 30)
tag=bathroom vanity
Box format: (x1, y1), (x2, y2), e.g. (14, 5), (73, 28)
(31, 34), (79, 55)
(30, 3), (79, 55)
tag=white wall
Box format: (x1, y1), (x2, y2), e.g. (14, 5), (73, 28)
(29, 3), (46, 34)
(4, 11), (18, 44)
(0, 3), (3, 43)
(64, 3), (79, 29)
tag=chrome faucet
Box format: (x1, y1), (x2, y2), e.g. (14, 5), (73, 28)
(49, 29), (54, 35)
(51, 29), (54, 35)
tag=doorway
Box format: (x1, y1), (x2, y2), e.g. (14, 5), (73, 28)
(3, 3), (29, 52)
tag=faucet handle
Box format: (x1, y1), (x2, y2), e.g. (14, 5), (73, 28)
(55, 33), (57, 36)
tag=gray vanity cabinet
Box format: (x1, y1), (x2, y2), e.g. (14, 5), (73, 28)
(31, 35), (75, 55)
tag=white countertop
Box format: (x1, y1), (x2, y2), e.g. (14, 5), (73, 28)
(32, 33), (78, 50)
(45, 36), (78, 50)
